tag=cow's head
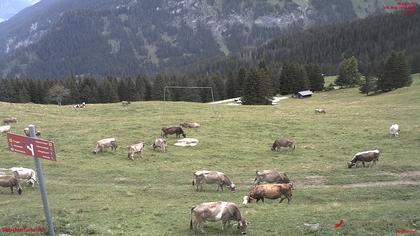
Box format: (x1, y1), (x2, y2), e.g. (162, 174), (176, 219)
(228, 183), (236, 191)
(237, 219), (248, 234)
(289, 182), (294, 190)
(182, 133), (186, 138)
(347, 161), (355, 168)
(92, 148), (99, 154)
(242, 196), (253, 205)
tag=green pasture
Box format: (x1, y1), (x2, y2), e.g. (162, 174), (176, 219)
(1, 74), (419, 235)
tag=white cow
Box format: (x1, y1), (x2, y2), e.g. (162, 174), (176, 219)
(0, 125), (11, 133)
(389, 124), (400, 137)
(127, 142), (145, 160)
(9, 167), (37, 187)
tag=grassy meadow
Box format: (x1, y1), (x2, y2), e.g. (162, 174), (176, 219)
(1, 74), (420, 235)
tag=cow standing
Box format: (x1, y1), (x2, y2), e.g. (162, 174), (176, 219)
(0, 174), (22, 195)
(92, 138), (118, 154)
(161, 127), (186, 138)
(9, 167), (37, 187)
(389, 124), (400, 137)
(271, 139), (295, 152)
(3, 117), (17, 125)
(127, 142), (145, 160)
(243, 183), (293, 205)
(254, 170), (290, 185)
(347, 149), (380, 168)
(314, 108), (326, 114)
(0, 125), (11, 133)
(152, 138), (167, 152)
(192, 171), (235, 191)
(190, 201), (248, 234)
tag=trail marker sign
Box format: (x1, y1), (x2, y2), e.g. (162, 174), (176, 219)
(7, 132), (56, 161)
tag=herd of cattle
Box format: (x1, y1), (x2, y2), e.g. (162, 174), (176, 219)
(0, 110), (402, 234)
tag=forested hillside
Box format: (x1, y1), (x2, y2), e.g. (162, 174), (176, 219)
(0, 0), (394, 79)
(185, 11), (420, 77)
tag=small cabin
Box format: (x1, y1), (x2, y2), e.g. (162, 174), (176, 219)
(294, 90), (313, 99)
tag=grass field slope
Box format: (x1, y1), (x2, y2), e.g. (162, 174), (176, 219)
(1, 74), (420, 235)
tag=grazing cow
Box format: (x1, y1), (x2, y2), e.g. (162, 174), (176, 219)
(161, 127), (186, 138)
(389, 124), (400, 137)
(73, 102), (86, 108)
(152, 138), (167, 152)
(180, 122), (200, 128)
(23, 127), (41, 137)
(190, 201), (248, 234)
(314, 108), (326, 114)
(192, 171), (235, 191)
(0, 174), (22, 195)
(3, 117), (17, 125)
(242, 183), (293, 205)
(0, 125), (11, 133)
(127, 142), (145, 160)
(254, 170), (290, 185)
(122, 101), (131, 106)
(271, 139), (295, 152)
(9, 167), (37, 187)
(347, 149), (380, 168)
(92, 138), (118, 154)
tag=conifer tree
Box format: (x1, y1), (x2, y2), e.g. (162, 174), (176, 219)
(305, 64), (324, 91)
(336, 56), (361, 87)
(378, 51), (412, 92)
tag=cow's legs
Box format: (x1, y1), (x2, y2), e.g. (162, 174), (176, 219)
(279, 197), (286, 203)
(362, 161), (366, 167)
(10, 186), (13, 194)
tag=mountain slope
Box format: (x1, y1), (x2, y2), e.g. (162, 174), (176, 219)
(0, 0), (395, 79)
(0, 0), (39, 23)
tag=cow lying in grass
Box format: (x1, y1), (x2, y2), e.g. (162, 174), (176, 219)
(242, 183), (293, 205)
(271, 139), (295, 153)
(190, 201), (248, 234)
(254, 170), (290, 185)
(127, 142), (145, 160)
(180, 122), (200, 128)
(9, 167), (37, 187)
(92, 138), (118, 154)
(192, 171), (235, 191)
(152, 138), (167, 152)
(161, 127), (186, 138)
(314, 108), (326, 114)
(347, 149), (380, 168)
(0, 174), (22, 195)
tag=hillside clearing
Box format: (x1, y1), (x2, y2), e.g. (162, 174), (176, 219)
(0, 74), (419, 235)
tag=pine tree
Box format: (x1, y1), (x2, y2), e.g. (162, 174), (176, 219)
(126, 77), (140, 101)
(305, 64), (324, 91)
(359, 64), (377, 96)
(152, 75), (166, 100)
(46, 84), (70, 105)
(236, 68), (246, 97)
(378, 51), (412, 92)
(336, 56), (361, 87)
(67, 76), (80, 103)
(225, 72), (236, 99)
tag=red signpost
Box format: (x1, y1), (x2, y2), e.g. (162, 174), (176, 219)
(6, 125), (56, 236)
(7, 132), (56, 161)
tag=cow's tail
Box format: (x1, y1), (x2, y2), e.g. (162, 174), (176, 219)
(190, 207), (195, 230)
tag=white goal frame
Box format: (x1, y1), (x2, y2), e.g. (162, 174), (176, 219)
(163, 86), (214, 102)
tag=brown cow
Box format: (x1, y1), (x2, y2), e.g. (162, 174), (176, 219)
(161, 127), (186, 138)
(242, 183), (293, 205)
(190, 201), (248, 234)
(347, 149), (380, 168)
(271, 139), (295, 152)
(0, 174), (22, 195)
(3, 117), (17, 125)
(192, 171), (235, 191)
(254, 170), (290, 185)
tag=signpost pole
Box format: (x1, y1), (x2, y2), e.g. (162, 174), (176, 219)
(28, 125), (55, 236)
